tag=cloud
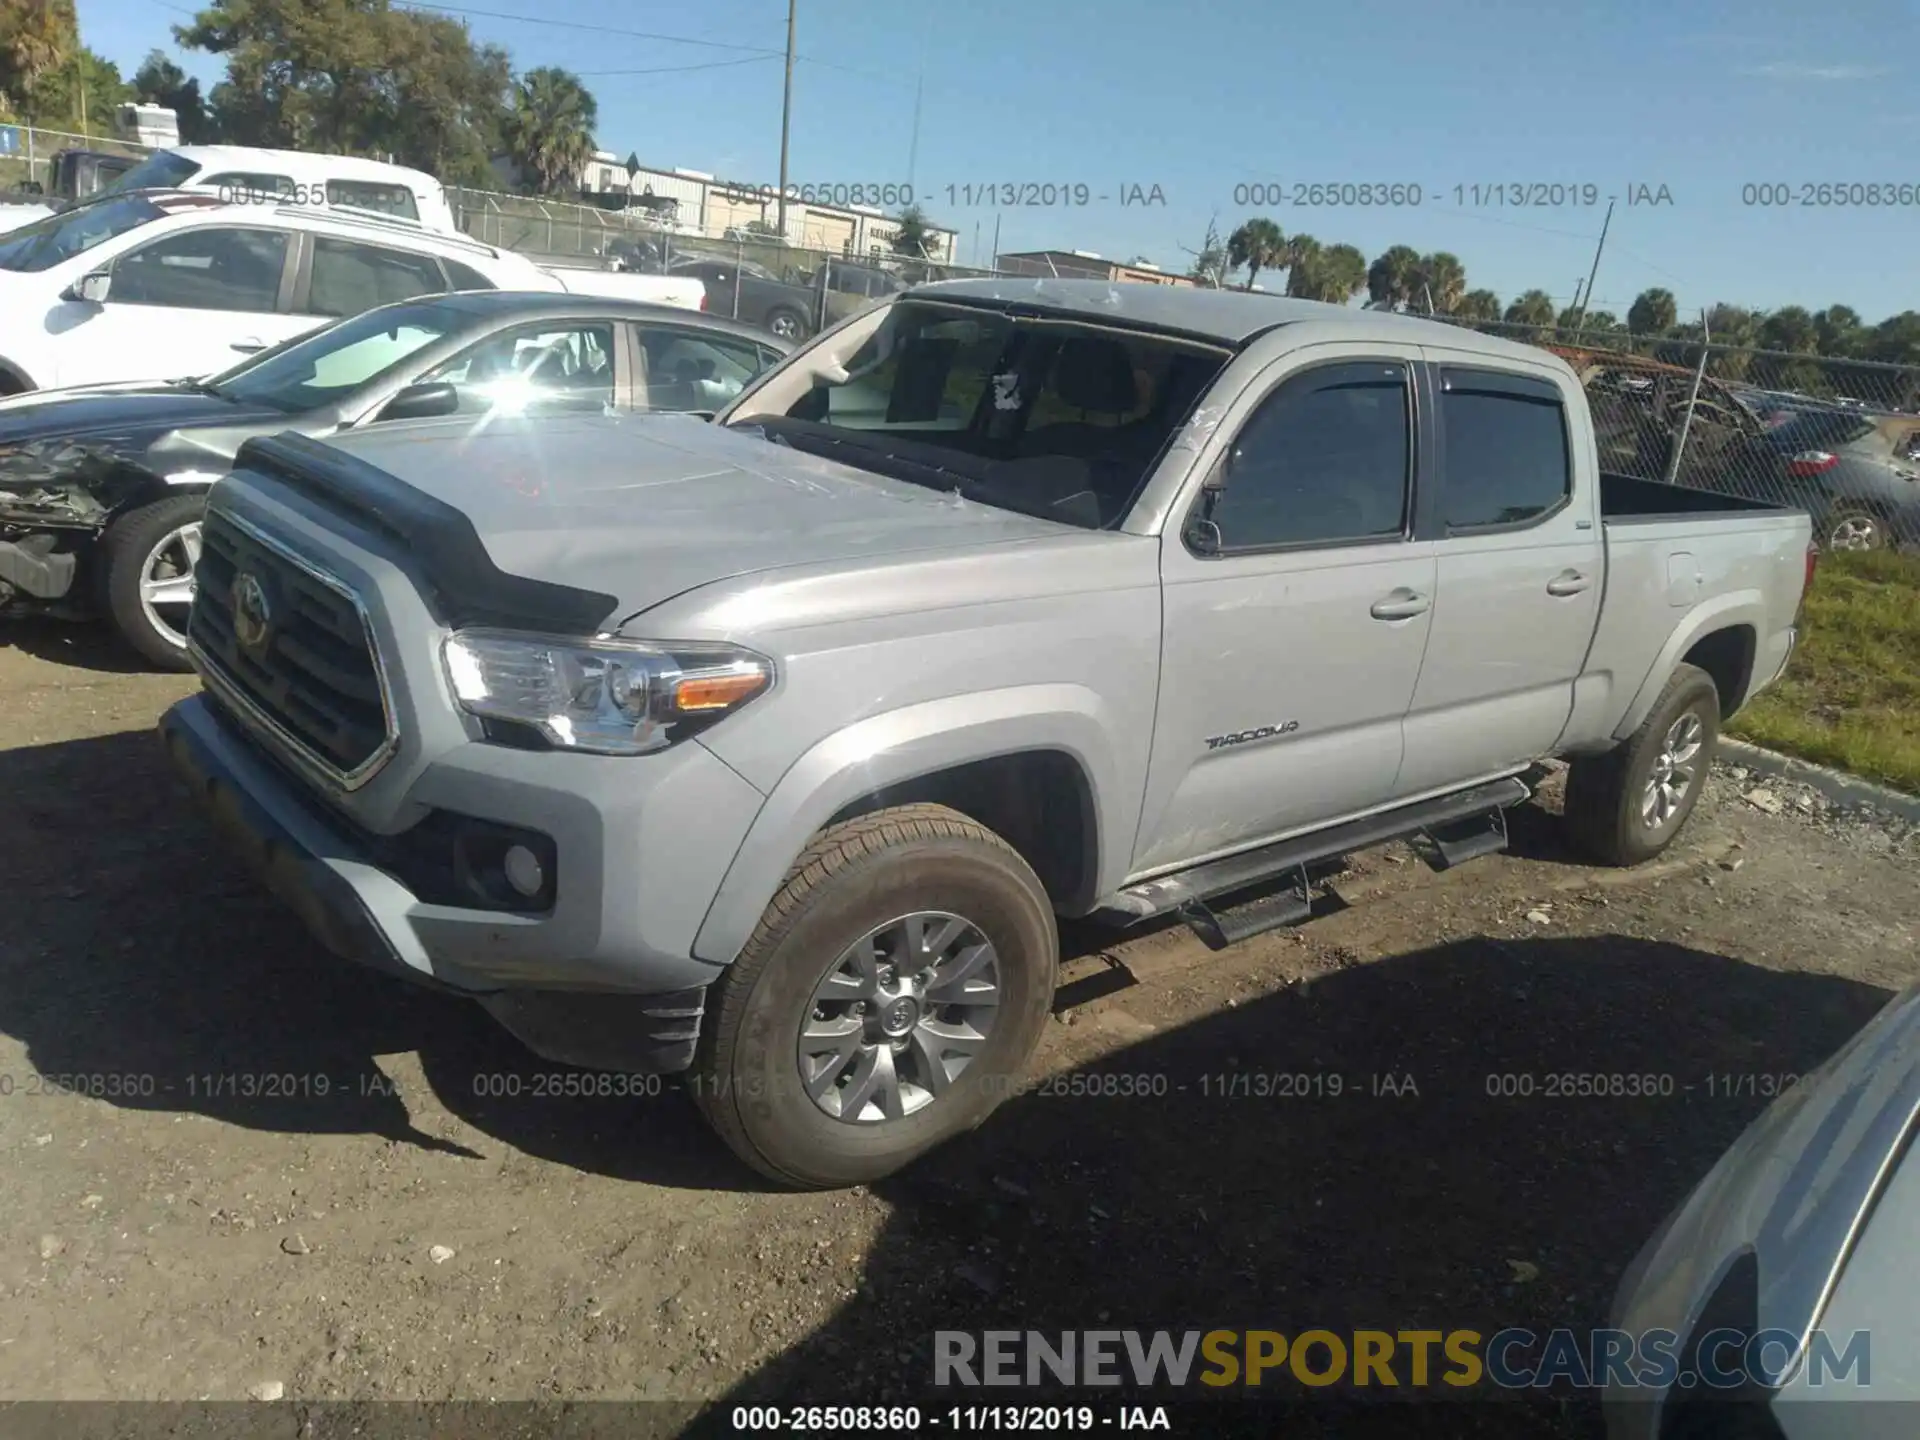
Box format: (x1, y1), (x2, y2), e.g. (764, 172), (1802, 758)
(1739, 61), (1890, 81)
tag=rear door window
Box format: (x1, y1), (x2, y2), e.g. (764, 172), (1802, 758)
(1437, 369), (1573, 530)
(304, 237), (449, 316)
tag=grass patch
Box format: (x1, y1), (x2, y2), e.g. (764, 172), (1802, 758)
(1728, 549), (1920, 794)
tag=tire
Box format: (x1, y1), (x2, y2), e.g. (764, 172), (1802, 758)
(99, 494), (206, 672)
(1822, 506), (1886, 552)
(691, 803), (1058, 1189)
(764, 306), (809, 343)
(1564, 663), (1720, 867)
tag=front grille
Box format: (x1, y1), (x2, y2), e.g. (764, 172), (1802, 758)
(188, 508), (396, 788)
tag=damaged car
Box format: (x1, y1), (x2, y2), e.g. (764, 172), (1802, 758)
(0, 289), (787, 668)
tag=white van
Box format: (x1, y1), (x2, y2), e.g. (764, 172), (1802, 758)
(103, 146), (460, 233)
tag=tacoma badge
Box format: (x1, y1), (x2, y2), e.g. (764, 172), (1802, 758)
(1205, 720), (1299, 751)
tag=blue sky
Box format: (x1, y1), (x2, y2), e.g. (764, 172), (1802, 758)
(84, 0), (1917, 320)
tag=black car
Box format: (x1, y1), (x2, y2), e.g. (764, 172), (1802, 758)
(0, 290), (789, 668)
(669, 256), (819, 342)
(1763, 407), (1920, 550)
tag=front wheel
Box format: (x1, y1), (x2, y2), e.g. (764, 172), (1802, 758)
(1563, 663), (1721, 867)
(99, 494), (206, 671)
(691, 804), (1057, 1189)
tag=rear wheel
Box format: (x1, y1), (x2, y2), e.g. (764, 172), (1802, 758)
(99, 494), (205, 671)
(691, 804), (1057, 1189)
(764, 306), (809, 343)
(1564, 663), (1720, 867)
(1823, 506), (1886, 552)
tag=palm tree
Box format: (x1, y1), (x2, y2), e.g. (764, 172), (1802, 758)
(1226, 217), (1285, 292)
(1504, 289), (1556, 328)
(1365, 245), (1422, 309)
(1295, 243), (1366, 304)
(1812, 305), (1862, 358)
(1277, 232), (1319, 294)
(1414, 251), (1466, 314)
(1626, 288), (1677, 339)
(507, 66), (598, 196)
(1456, 289), (1501, 323)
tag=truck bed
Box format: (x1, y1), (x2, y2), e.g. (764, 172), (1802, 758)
(1600, 470), (1797, 521)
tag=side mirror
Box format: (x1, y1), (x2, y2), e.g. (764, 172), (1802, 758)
(376, 381), (460, 423)
(63, 270), (111, 305)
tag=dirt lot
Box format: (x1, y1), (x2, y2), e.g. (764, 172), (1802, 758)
(2, 618), (1917, 1437)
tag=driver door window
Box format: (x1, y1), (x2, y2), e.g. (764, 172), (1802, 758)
(1205, 363), (1413, 551)
(418, 322), (618, 416)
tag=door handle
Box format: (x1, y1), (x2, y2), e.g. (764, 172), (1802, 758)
(1546, 570), (1593, 597)
(230, 338), (265, 354)
(1369, 589), (1432, 621)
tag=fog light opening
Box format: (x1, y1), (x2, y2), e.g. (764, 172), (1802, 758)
(502, 843), (546, 899)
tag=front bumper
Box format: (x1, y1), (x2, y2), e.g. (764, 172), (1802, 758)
(160, 692), (766, 1071)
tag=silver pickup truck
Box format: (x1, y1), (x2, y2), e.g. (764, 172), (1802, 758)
(158, 280), (1814, 1188)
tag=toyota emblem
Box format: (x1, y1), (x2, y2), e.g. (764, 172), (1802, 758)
(231, 571), (272, 656)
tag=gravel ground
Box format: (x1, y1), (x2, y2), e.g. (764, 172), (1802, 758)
(2, 619), (1917, 1437)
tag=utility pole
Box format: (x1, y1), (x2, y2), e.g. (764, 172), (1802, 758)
(776, 0), (796, 241)
(1572, 198), (1614, 334)
(907, 3), (933, 190)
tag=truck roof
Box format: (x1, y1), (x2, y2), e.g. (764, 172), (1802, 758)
(916, 277), (1556, 360)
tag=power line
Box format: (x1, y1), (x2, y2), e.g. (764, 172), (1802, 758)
(576, 56), (779, 77)
(397, 1), (789, 55)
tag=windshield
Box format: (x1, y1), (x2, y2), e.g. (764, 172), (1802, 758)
(99, 150), (202, 196)
(0, 193), (165, 273)
(729, 298), (1230, 528)
(208, 301), (465, 413)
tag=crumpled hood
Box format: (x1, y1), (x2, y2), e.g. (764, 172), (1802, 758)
(314, 411), (1073, 618)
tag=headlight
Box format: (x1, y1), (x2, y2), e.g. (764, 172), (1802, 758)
(442, 629), (773, 756)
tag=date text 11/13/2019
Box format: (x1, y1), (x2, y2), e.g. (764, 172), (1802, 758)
(717, 182), (1167, 209)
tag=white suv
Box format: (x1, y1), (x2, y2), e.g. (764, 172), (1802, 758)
(0, 192), (563, 393)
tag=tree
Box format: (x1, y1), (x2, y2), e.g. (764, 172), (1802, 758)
(1365, 244), (1422, 309)
(1627, 287), (1677, 338)
(31, 44), (127, 133)
(505, 65), (597, 195)
(177, 0), (514, 176)
(1226, 217), (1285, 291)
(0, 0), (77, 119)
(1812, 305), (1862, 358)
(1287, 241), (1366, 304)
(1456, 289), (1501, 323)
(1757, 305), (1817, 356)
(379, 12), (510, 186)
(1504, 289), (1555, 328)
(891, 203), (933, 259)
(133, 49), (214, 143)
(1414, 251), (1466, 314)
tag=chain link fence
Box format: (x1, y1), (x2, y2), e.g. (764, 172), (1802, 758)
(1428, 314), (1920, 551)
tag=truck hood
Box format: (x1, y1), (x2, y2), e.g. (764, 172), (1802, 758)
(0, 380), (288, 526)
(314, 412), (1074, 620)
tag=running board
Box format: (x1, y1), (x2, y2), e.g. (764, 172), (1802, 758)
(1104, 775), (1533, 925)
